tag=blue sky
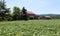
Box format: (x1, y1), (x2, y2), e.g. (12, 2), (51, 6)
(5, 0), (60, 14)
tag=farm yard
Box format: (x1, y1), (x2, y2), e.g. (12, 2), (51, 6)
(0, 0), (60, 36)
(0, 19), (60, 36)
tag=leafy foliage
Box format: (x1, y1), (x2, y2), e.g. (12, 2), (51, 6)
(0, 0), (12, 21)
(13, 6), (20, 14)
(22, 7), (28, 20)
(12, 6), (21, 20)
(0, 1), (6, 9)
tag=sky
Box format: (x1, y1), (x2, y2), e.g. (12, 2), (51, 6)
(5, 0), (60, 15)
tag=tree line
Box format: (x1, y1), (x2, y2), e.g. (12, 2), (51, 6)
(0, 1), (60, 21)
(0, 1), (28, 21)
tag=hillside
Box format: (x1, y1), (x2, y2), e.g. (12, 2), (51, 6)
(38, 14), (60, 19)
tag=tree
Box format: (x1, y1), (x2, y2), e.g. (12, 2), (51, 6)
(0, 0), (6, 9)
(5, 8), (13, 21)
(5, 8), (10, 14)
(13, 6), (21, 20)
(0, 0), (11, 21)
(22, 7), (28, 20)
(0, 0), (6, 20)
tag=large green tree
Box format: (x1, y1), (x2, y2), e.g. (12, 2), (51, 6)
(13, 6), (20, 14)
(5, 8), (11, 14)
(0, 0), (6, 9)
(22, 7), (28, 20)
(0, 0), (11, 21)
(0, 0), (10, 14)
(13, 6), (21, 20)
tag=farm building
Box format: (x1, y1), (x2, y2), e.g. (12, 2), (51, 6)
(40, 16), (52, 19)
(27, 11), (40, 20)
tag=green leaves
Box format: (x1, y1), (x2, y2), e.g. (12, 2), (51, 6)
(13, 6), (21, 15)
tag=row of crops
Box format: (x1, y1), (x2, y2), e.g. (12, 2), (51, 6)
(0, 19), (60, 36)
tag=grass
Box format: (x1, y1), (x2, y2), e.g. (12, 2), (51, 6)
(0, 19), (60, 36)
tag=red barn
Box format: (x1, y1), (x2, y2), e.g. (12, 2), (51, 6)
(26, 11), (36, 19)
(26, 11), (40, 19)
(27, 11), (36, 16)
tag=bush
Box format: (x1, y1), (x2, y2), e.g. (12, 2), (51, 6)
(0, 17), (3, 21)
(8, 17), (13, 21)
(29, 16), (34, 20)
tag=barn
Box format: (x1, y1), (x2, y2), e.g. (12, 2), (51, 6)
(44, 16), (52, 19)
(40, 16), (52, 19)
(26, 11), (35, 19)
(27, 11), (40, 20)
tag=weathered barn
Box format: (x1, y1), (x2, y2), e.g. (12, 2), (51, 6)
(27, 11), (40, 20)
(44, 16), (52, 19)
(40, 16), (52, 19)
(27, 11), (35, 19)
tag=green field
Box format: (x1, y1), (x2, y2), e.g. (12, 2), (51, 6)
(0, 19), (60, 36)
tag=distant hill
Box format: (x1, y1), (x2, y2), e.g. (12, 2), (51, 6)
(39, 14), (60, 16)
(38, 14), (60, 19)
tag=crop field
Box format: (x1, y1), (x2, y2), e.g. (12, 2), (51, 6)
(0, 19), (60, 36)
